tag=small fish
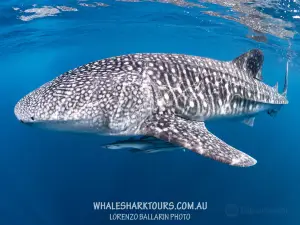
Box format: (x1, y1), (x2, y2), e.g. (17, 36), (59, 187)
(102, 136), (177, 152)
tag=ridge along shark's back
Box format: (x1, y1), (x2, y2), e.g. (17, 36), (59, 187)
(14, 49), (288, 167)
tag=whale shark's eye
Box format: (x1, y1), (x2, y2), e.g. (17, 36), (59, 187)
(30, 116), (35, 121)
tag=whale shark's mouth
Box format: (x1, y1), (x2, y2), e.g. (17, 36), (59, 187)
(17, 118), (108, 134)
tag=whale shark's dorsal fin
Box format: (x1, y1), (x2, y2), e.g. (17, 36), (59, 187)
(232, 49), (264, 81)
(142, 114), (257, 167)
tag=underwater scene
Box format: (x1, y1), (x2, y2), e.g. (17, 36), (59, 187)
(1, 0), (300, 224)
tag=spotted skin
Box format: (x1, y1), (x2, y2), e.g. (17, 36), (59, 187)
(15, 56), (154, 134)
(140, 50), (287, 121)
(142, 113), (256, 166)
(14, 49), (288, 167)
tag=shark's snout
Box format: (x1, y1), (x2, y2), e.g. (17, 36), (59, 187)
(14, 95), (37, 124)
(14, 80), (109, 133)
(14, 83), (66, 127)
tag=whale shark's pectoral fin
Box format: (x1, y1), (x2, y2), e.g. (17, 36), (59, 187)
(232, 49), (264, 81)
(142, 114), (257, 167)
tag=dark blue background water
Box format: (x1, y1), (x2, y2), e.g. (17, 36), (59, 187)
(1, 0), (299, 224)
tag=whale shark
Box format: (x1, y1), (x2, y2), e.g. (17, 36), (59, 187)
(14, 49), (288, 167)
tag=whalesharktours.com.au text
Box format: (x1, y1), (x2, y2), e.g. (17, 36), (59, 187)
(93, 201), (208, 221)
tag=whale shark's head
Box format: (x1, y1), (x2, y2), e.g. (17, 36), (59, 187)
(14, 73), (108, 133)
(14, 61), (155, 134)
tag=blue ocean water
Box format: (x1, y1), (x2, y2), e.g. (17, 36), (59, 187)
(1, 0), (300, 224)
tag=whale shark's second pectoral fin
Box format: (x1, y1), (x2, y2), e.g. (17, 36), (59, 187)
(141, 114), (257, 167)
(232, 49), (264, 81)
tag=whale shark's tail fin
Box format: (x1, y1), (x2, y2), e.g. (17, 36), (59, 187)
(267, 59), (289, 117)
(282, 40), (292, 97)
(282, 59), (288, 97)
